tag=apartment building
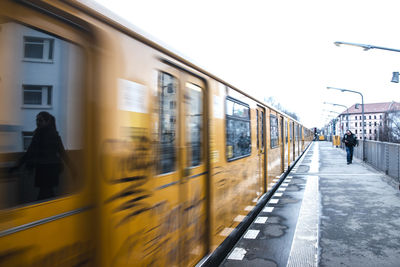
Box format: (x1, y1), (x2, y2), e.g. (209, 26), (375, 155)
(335, 102), (400, 140)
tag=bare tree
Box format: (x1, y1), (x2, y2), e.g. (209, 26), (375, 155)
(264, 97), (299, 121)
(385, 110), (400, 143)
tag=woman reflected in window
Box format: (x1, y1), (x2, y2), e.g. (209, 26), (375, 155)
(12, 111), (72, 200)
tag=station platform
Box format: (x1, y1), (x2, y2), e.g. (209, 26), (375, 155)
(220, 141), (400, 267)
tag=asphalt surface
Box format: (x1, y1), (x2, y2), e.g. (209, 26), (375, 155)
(220, 141), (400, 267)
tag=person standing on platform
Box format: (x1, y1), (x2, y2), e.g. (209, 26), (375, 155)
(342, 130), (358, 164)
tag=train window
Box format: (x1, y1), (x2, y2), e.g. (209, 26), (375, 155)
(270, 115), (279, 148)
(285, 120), (288, 143)
(290, 122), (293, 141)
(261, 111), (265, 150)
(226, 97), (251, 160)
(185, 82), (203, 167)
(0, 22), (84, 208)
(158, 72), (178, 174)
(256, 110), (259, 149)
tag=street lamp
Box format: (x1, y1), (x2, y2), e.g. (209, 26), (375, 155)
(334, 41), (400, 53)
(334, 41), (400, 83)
(324, 102), (350, 137)
(327, 86), (365, 161)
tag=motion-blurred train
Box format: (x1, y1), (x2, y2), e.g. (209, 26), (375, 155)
(0, 1), (313, 266)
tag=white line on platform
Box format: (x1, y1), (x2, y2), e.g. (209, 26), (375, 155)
(244, 229), (260, 239)
(227, 247), (247, 260)
(263, 207), (274, 213)
(255, 216), (268, 224)
(286, 175), (319, 267)
(282, 183), (289, 187)
(269, 199), (279, 204)
(278, 187), (286, 192)
(274, 192), (283, 197)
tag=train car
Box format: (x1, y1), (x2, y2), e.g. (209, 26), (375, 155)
(0, 1), (313, 266)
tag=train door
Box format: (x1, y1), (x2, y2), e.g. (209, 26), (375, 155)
(153, 66), (208, 266)
(0, 2), (92, 266)
(256, 106), (266, 194)
(180, 72), (208, 266)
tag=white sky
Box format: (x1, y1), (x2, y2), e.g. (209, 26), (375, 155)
(93, 0), (399, 128)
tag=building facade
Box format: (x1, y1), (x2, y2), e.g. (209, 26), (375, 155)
(335, 102), (400, 140)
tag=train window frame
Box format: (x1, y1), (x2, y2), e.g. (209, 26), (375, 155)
(157, 71), (178, 174)
(225, 96), (251, 161)
(270, 114), (279, 149)
(0, 21), (87, 208)
(185, 82), (203, 167)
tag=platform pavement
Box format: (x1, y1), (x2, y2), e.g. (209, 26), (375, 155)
(220, 141), (400, 267)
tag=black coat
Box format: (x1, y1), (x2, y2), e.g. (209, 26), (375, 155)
(18, 126), (66, 187)
(342, 133), (357, 147)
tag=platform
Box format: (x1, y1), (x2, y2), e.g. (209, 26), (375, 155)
(220, 141), (400, 267)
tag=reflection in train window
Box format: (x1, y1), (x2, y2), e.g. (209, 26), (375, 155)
(0, 22), (84, 208)
(260, 111), (265, 150)
(226, 97), (251, 160)
(270, 115), (279, 148)
(23, 36), (54, 62)
(186, 83), (203, 167)
(158, 72), (177, 174)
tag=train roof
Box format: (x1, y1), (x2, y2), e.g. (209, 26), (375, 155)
(69, 1), (305, 126)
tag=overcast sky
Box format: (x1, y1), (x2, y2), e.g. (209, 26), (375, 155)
(93, 0), (399, 128)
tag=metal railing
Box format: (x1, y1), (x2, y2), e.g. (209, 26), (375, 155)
(351, 140), (400, 182)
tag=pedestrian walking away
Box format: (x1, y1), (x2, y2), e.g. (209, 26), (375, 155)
(342, 129), (358, 164)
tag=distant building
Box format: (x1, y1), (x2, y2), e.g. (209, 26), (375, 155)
(336, 102), (400, 140)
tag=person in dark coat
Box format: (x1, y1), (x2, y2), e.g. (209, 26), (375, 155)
(13, 111), (70, 200)
(342, 129), (358, 164)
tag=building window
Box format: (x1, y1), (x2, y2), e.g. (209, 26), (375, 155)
(374, 115), (376, 119)
(355, 116), (357, 120)
(369, 129), (372, 134)
(169, 101), (176, 109)
(374, 122), (377, 126)
(22, 85), (52, 106)
(369, 115), (371, 119)
(355, 122), (358, 127)
(24, 36), (54, 61)
(380, 115), (382, 119)
(22, 131), (34, 151)
(355, 129), (358, 134)
(226, 97), (251, 160)
(369, 122), (372, 126)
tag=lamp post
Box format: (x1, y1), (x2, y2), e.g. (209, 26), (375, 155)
(324, 102), (350, 137)
(334, 41), (400, 53)
(334, 41), (400, 82)
(327, 86), (365, 161)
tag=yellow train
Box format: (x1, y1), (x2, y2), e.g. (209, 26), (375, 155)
(0, 1), (313, 266)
